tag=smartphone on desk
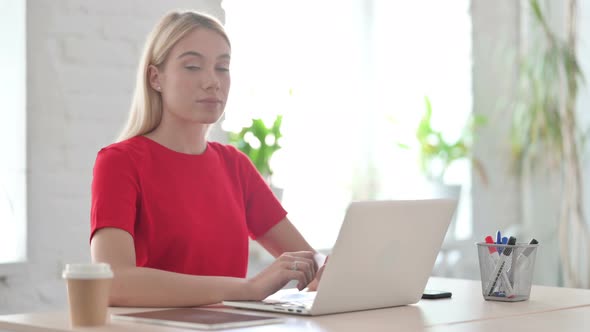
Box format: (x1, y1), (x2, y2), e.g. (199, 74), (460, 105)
(422, 290), (452, 299)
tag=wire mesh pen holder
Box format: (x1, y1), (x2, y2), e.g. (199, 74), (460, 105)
(476, 242), (539, 302)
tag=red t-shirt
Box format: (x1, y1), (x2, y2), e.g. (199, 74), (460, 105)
(90, 136), (286, 278)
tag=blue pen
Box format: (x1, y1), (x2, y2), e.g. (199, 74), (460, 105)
(498, 236), (508, 254)
(485, 236), (516, 297)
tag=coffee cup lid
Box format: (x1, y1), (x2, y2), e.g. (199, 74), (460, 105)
(62, 263), (113, 279)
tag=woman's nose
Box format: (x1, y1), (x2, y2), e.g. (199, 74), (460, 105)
(202, 69), (220, 90)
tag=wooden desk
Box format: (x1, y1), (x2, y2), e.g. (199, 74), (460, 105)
(1, 278), (589, 332)
(420, 277), (590, 326)
(431, 306), (590, 332)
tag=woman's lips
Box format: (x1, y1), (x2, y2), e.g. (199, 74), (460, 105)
(197, 98), (222, 103)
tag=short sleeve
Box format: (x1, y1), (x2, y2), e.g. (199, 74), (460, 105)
(90, 146), (140, 242)
(240, 155), (288, 239)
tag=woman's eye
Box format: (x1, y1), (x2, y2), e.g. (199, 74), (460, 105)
(216, 67), (230, 72)
(185, 65), (201, 71)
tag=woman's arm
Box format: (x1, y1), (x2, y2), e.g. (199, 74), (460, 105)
(256, 217), (315, 257)
(91, 227), (253, 307)
(91, 227), (316, 306)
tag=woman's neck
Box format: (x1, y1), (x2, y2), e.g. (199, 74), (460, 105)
(145, 114), (209, 155)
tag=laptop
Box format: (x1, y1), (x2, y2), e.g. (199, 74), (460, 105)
(223, 199), (457, 316)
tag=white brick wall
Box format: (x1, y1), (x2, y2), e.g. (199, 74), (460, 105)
(0, 0), (224, 314)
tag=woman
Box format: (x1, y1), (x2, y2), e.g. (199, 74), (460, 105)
(90, 10), (324, 307)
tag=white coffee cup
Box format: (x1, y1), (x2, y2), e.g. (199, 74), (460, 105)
(62, 263), (113, 326)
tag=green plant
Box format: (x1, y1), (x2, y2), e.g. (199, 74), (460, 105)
(228, 115), (283, 180)
(415, 96), (487, 184)
(511, 0), (585, 172)
(511, 0), (589, 288)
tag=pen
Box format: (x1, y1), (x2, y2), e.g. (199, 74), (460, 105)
(514, 238), (539, 271)
(506, 236), (523, 286)
(484, 236), (513, 295)
(518, 239), (539, 260)
(512, 239), (538, 294)
(508, 237), (534, 285)
(485, 236), (516, 297)
(509, 243), (517, 285)
(499, 236), (508, 255)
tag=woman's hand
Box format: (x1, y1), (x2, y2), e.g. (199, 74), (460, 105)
(307, 255), (328, 291)
(247, 251), (317, 300)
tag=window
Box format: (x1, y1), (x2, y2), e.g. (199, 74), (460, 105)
(0, 0), (27, 264)
(370, 0), (474, 242)
(222, 0), (472, 249)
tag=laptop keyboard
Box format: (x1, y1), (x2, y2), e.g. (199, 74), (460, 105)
(262, 292), (316, 309)
(279, 292), (316, 303)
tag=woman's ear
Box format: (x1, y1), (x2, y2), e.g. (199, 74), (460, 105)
(148, 65), (162, 92)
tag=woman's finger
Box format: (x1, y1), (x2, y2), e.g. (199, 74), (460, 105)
(283, 260), (312, 286)
(294, 260), (313, 284)
(281, 254), (317, 277)
(278, 265), (307, 290)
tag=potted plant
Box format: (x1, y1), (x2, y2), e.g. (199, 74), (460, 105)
(227, 115), (284, 199)
(511, 0), (589, 288)
(406, 96), (487, 245)
(415, 96), (487, 185)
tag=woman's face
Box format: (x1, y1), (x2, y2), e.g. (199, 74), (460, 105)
(151, 28), (231, 124)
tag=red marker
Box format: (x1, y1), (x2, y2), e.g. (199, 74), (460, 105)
(485, 236), (497, 254)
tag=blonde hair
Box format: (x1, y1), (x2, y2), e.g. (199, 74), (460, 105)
(117, 11), (230, 142)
